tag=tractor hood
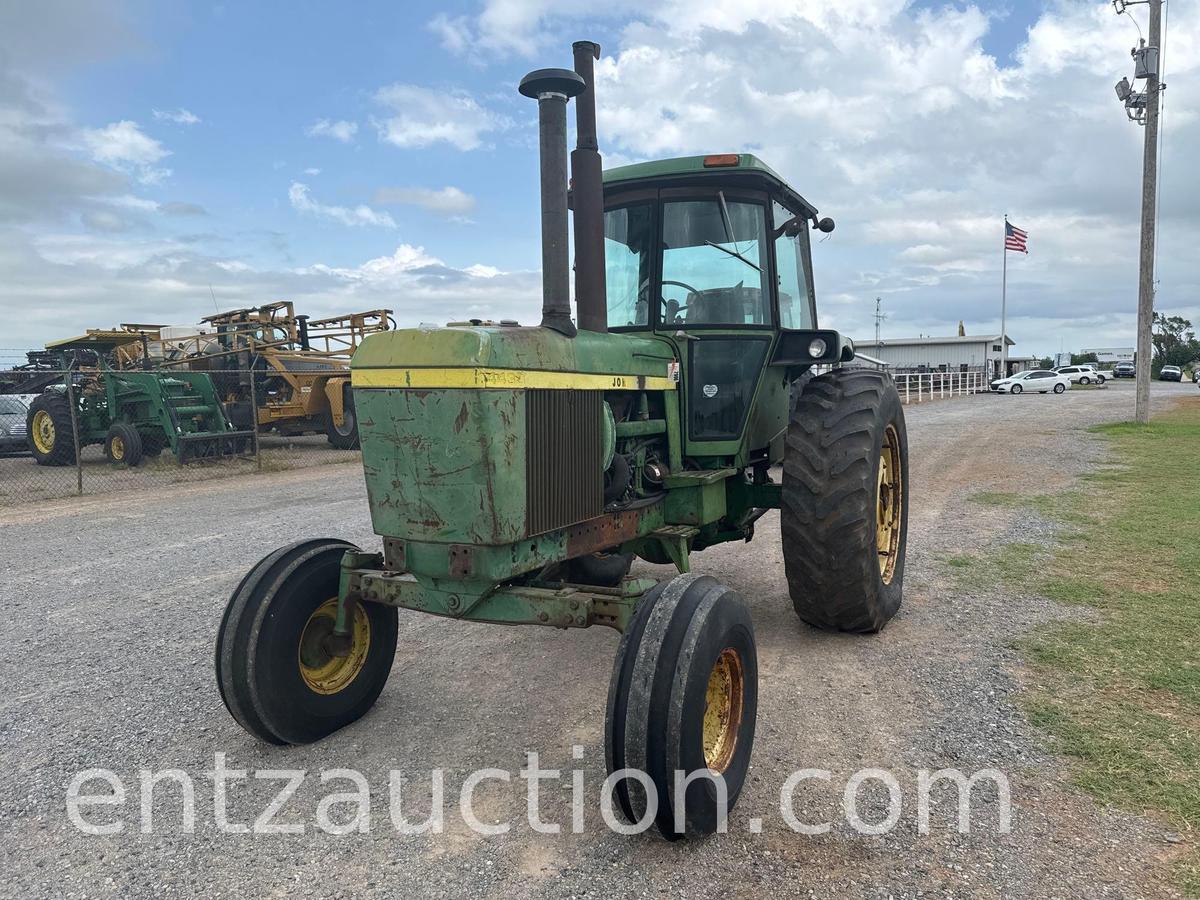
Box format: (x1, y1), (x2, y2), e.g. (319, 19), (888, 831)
(351, 324), (676, 388)
(350, 324), (678, 549)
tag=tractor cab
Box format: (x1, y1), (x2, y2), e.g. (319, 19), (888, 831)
(599, 153), (846, 459)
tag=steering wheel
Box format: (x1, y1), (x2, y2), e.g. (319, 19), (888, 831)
(661, 279), (700, 297)
(660, 279), (699, 324)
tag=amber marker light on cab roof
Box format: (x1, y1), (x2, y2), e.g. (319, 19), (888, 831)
(703, 154), (740, 167)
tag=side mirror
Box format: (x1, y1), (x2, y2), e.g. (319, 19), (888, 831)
(815, 217), (836, 233)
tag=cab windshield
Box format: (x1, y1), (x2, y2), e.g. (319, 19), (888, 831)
(603, 196), (773, 329)
(660, 198), (770, 327)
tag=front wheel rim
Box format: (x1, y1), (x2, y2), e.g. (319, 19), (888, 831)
(110, 435), (125, 460)
(702, 648), (745, 773)
(298, 598), (371, 695)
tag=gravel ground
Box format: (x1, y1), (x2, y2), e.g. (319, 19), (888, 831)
(1, 380), (1194, 899)
(0, 433), (362, 505)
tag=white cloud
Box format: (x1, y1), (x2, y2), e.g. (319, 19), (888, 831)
(0, 226), (543, 350)
(152, 107), (200, 125)
(288, 182), (396, 228)
(373, 185), (476, 216)
(372, 84), (510, 150)
(81, 120), (172, 185)
(303, 167), (321, 175)
(82, 120), (168, 167)
(305, 118), (358, 142)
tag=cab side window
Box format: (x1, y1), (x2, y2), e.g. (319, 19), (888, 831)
(772, 201), (814, 329)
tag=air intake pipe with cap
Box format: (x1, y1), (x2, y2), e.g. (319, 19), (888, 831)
(519, 67), (585, 338)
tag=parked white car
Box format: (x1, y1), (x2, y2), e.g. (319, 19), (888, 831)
(1054, 365), (1106, 385)
(990, 369), (1072, 394)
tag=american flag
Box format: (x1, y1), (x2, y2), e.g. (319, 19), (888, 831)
(1005, 221), (1028, 254)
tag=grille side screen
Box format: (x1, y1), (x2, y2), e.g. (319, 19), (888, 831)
(526, 389), (603, 536)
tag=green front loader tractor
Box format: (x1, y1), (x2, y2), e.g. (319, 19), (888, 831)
(27, 334), (254, 467)
(216, 41), (909, 839)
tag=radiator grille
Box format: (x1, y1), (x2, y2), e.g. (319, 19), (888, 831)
(526, 389), (603, 536)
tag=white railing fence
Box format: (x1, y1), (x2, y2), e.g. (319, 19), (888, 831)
(892, 371), (988, 404)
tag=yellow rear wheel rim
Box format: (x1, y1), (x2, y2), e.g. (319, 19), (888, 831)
(877, 423), (903, 584)
(110, 435), (125, 460)
(702, 648), (745, 773)
(32, 410), (55, 454)
(298, 598), (371, 695)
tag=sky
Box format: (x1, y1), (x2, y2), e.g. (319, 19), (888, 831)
(0, 0), (1196, 362)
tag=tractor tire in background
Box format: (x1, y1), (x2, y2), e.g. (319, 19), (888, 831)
(568, 551), (634, 586)
(104, 422), (144, 467)
(215, 538), (398, 745)
(605, 573), (757, 839)
(325, 385), (359, 450)
(26, 391), (77, 467)
(781, 369), (909, 633)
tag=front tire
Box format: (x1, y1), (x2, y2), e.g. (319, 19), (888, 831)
(782, 369), (909, 632)
(1079, 376), (1091, 385)
(104, 422), (143, 466)
(1010, 384), (1023, 394)
(215, 539), (398, 744)
(605, 574), (757, 839)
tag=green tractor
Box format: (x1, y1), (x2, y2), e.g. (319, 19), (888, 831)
(27, 334), (254, 467)
(215, 42), (908, 838)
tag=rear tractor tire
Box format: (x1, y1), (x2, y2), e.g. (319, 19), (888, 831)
(605, 573), (758, 839)
(26, 392), (77, 467)
(568, 551), (634, 586)
(215, 539), (398, 745)
(325, 386), (359, 450)
(104, 423), (144, 467)
(781, 369), (909, 633)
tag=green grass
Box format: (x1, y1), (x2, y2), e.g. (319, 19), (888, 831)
(985, 399), (1200, 893)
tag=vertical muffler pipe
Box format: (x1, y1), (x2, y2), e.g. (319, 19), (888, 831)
(571, 41), (607, 334)
(296, 314), (311, 351)
(519, 67), (585, 338)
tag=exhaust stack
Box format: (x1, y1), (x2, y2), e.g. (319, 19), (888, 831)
(571, 41), (607, 334)
(519, 68), (585, 338)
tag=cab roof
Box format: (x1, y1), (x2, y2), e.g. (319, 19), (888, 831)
(602, 153), (819, 219)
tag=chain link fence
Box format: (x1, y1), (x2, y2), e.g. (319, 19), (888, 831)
(0, 368), (363, 506)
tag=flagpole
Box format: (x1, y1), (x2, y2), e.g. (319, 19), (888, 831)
(1001, 215), (1008, 379)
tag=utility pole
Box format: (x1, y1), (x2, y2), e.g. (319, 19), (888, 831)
(874, 297), (884, 346)
(1133, 0), (1163, 424)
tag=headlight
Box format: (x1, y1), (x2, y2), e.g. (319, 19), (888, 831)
(808, 338), (827, 358)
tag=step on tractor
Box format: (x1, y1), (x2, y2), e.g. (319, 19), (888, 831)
(145, 302), (393, 450)
(215, 41), (909, 839)
(26, 333), (254, 467)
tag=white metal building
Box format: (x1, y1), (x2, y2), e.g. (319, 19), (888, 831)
(852, 335), (1017, 379)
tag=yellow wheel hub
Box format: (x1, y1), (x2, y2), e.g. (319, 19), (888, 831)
(110, 435), (125, 460)
(877, 423), (903, 585)
(298, 598), (371, 695)
(31, 410), (55, 455)
(702, 648), (745, 773)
